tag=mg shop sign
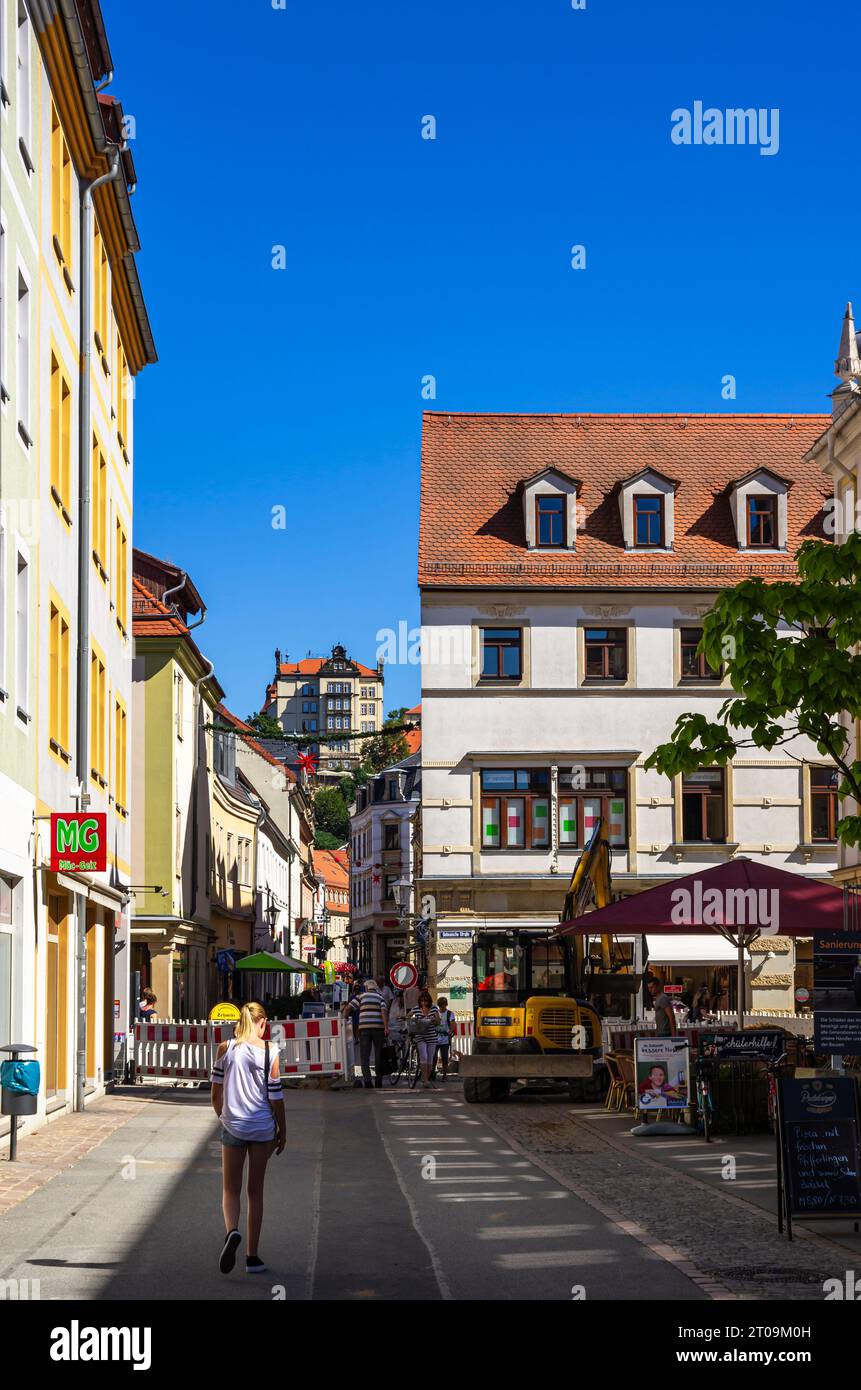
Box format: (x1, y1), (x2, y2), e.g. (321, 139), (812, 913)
(50, 813), (107, 874)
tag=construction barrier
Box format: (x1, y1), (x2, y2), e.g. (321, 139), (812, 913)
(450, 1019), (474, 1059)
(133, 1021), (223, 1080)
(270, 1018), (347, 1077)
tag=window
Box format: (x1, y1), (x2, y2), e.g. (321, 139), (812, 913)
(811, 766), (838, 842)
(383, 823), (399, 850)
(0, 223), (7, 397)
(680, 627), (721, 681)
(681, 768), (726, 842)
(535, 495), (566, 547)
(0, 525), (5, 697)
(584, 627), (627, 681)
(16, 3), (33, 170)
(48, 601), (70, 760)
(480, 627), (522, 681)
(481, 769), (550, 849)
(633, 495), (663, 547)
(382, 873), (398, 902)
(114, 699), (128, 814)
(93, 226), (109, 360)
(175, 672), (184, 739)
(115, 519), (128, 634)
(89, 650), (106, 784)
(51, 103), (73, 272)
(48, 353), (72, 522)
(0, 875), (12, 1050)
(746, 495), (776, 547)
(558, 768), (627, 848)
(91, 434), (108, 577)
(116, 329), (129, 450)
(15, 552), (28, 720)
(16, 269), (30, 442)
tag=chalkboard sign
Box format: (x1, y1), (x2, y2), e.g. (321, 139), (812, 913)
(777, 1076), (861, 1239)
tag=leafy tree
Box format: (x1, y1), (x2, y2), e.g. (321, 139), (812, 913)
(313, 786), (351, 844)
(314, 828), (343, 851)
(359, 707), (411, 775)
(244, 710), (283, 739)
(644, 534), (861, 848)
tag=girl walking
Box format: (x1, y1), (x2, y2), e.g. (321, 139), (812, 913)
(210, 1001), (286, 1274)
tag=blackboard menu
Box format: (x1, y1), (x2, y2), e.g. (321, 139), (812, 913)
(778, 1077), (861, 1221)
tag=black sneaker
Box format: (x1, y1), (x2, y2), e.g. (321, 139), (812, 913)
(246, 1255), (267, 1273)
(219, 1229), (241, 1274)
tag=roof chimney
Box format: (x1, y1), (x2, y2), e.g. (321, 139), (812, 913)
(275, 647), (282, 669)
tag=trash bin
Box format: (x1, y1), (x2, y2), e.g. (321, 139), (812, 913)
(1, 1043), (40, 1162)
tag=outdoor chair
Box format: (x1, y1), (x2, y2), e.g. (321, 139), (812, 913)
(615, 1052), (637, 1111)
(603, 1052), (625, 1111)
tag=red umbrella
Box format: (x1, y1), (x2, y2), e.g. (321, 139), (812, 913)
(557, 858), (847, 1027)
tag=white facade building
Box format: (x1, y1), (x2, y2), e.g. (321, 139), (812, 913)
(349, 753), (421, 978)
(418, 411), (840, 1017)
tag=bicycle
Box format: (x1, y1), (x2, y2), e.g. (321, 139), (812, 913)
(388, 1034), (419, 1088)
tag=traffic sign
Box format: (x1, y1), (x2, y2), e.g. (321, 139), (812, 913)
(794, 987), (811, 1005)
(390, 961), (418, 990)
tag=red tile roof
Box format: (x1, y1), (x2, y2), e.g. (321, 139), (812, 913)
(313, 848), (350, 892)
(277, 658), (380, 678)
(132, 577), (225, 700)
(419, 412), (831, 590)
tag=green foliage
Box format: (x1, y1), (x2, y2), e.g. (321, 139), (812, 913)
(357, 707), (411, 776)
(644, 534), (861, 848)
(313, 786), (351, 844)
(244, 710), (283, 739)
(314, 828), (343, 851)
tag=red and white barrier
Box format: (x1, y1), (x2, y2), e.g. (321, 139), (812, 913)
(450, 1019), (474, 1058)
(270, 1018), (347, 1077)
(133, 1022), (213, 1080)
(131, 1016), (349, 1084)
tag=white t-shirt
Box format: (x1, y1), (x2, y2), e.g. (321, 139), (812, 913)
(211, 1040), (280, 1142)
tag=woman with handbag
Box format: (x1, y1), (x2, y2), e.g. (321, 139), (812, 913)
(210, 1001), (286, 1275)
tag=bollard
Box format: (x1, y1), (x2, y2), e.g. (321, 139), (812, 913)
(1, 1043), (40, 1163)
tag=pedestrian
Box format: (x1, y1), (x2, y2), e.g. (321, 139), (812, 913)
(138, 988), (157, 1021)
(646, 977), (677, 1037)
(342, 977), (388, 1089)
(408, 990), (441, 1089)
(687, 984), (711, 1023)
(377, 975), (394, 1009)
(210, 1001), (286, 1276)
(434, 996), (456, 1082)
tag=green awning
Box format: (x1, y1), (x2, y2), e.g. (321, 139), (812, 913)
(234, 950), (323, 976)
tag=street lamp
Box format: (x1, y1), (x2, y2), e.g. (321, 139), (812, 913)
(392, 877), (412, 913)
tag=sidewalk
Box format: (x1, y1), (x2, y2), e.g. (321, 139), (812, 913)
(480, 1090), (861, 1300)
(0, 1090), (156, 1218)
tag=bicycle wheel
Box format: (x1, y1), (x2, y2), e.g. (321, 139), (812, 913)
(407, 1044), (421, 1090)
(389, 1042), (406, 1088)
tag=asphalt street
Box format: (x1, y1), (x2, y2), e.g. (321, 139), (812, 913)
(0, 1083), (707, 1301)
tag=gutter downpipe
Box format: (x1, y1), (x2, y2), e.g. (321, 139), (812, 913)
(190, 653), (215, 925)
(74, 148), (122, 1114)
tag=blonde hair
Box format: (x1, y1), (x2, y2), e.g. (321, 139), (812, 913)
(234, 1000), (267, 1042)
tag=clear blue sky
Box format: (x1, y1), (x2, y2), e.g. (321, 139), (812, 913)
(105, 0), (861, 719)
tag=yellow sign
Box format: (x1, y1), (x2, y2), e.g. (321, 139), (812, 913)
(209, 1002), (241, 1022)
(324, 961), (336, 984)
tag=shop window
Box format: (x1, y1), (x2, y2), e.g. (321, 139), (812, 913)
(481, 768), (550, 849)
(681, 768), (726, 842)
(558, 768), (627, 848)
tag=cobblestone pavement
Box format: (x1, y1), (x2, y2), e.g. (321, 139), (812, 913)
(474, 1093), (858, 1301)
(0, 1091), (157, 1218)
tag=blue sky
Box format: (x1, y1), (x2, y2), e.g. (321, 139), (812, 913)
(106, 0), (861, 719)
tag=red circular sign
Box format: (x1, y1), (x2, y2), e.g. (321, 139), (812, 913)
(390, 961), (418, 990)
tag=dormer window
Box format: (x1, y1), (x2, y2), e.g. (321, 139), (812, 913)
(522, 468), (580, 551)
(746, 494), (776, 547)
(633, 494), (664, 548)
(730, 468), (789, 551)
(617, 468), (677, 550)
(536, 495), (566, 548)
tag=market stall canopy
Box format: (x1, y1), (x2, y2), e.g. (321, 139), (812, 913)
(234, 950), (323, 975)
(557, 858), (845, 940)
(645, 934), (740, 966)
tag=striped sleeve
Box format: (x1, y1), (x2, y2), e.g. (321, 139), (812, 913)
(267, 1055), (282, 1099)
(210, 1053), (226, 1085)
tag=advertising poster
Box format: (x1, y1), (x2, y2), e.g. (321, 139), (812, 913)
(635, 1036), (690, 1111)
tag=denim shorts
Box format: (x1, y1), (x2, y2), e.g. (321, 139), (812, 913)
(220, 1125), (275, 1149)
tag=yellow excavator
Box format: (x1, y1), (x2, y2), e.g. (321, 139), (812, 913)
(461, 819), (617, 1104)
